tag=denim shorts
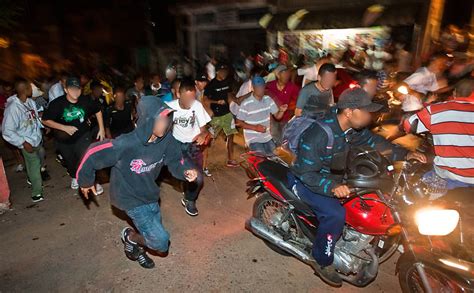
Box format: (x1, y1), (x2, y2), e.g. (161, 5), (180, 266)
(248, 140), (277, 156)
(126, 202), (170, 252)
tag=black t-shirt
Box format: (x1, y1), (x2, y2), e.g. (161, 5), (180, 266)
(43, 95), (100, 143)
(105, 101), (134, 138)
(204, 78), (232, 117)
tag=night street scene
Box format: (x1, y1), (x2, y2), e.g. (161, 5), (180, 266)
(0, 0), (473, 292)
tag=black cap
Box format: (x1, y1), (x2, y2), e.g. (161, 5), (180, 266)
(216, 63), (228, 71)
(65, 77), (81, 89)
(196, 72), (208, 82)
(337, 88), (383, 112)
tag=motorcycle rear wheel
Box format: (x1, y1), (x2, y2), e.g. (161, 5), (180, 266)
(253, 192), (304, 256)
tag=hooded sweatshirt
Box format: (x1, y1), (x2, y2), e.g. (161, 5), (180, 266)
(76, 99), (194, 211)
(2, 95), (43, 148)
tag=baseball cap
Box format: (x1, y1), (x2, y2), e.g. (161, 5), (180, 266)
(274, 64), (288, 74)
(65, 77), (81, 89)
(337, 88), (383, 112)
(195, 72), (208, 82)
(252, 76), (266, 87)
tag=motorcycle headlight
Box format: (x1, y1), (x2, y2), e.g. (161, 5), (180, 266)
(415, 208), (459, 236)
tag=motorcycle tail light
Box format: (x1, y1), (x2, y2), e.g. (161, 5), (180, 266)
(387, 224), (402, 236)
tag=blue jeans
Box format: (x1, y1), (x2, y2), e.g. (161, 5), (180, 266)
(423, 170), (474, 190)
(249, 140), (276, 156)
(287, 173), (345, 267)
(126, 202), (170, 252)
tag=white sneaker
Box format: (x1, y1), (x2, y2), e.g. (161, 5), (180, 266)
(15, 164), (24, 172)
(71, 178), (79, 190)
(95, 183), (104, 195)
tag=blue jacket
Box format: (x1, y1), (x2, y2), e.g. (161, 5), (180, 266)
(290, 111), (408, 196)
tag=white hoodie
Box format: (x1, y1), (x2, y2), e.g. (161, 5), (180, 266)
(2, 95), (42, 148)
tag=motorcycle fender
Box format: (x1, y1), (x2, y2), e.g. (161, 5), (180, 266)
(246, 180), (264, 199)
(397, 248), (474, 288)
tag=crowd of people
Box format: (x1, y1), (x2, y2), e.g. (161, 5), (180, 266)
(1, 42), (473, 283)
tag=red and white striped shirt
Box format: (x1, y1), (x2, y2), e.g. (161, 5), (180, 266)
(408, 98), (474, 184)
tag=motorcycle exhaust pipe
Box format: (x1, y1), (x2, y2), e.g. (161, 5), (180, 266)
(246, 217), (312, 263)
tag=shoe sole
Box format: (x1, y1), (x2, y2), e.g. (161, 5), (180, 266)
(96, 188), (104, 195)
(181, 199), (199, 216)
(32, 197), (44, 203)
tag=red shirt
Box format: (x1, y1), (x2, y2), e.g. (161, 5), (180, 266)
(266, 80), (300, 122)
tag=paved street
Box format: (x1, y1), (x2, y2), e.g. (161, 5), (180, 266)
(0, 133), (406, 292)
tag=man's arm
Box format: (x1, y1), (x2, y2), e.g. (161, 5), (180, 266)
(1, 107), (23, 148)
(77, 140), (119, 196)
(295, 88), (308, 117)
(351, 129), (409, 161)
(235, 119), (266, 133)
(95, 111), (105, 141)
(164, 137), (196, 181)
(42, 119), (78, 136)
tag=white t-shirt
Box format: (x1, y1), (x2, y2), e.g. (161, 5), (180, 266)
(48, 81), (64, 103)
(297, 64), (318, 87)
(166, 99), (211, 143)
(404, 67), (439, 95)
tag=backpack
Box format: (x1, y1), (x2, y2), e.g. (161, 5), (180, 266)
(281, 115), (334, 156)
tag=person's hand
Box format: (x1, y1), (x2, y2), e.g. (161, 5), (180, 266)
(278, 104), (289, 112)
(97, 129), (106, 141)
(22, 142), (34, 153)
(193, 132), (209, 146)
(184, 169), (198, 182)
(332, 184), (352, 198)
(217, 99), (226, 105)
(254, 125), (267, 133)
(407, 151), (427, 163)
(63, 125), (78, 136)
(80, 185), (97, 199)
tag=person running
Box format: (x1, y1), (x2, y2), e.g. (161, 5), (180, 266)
(2, 79), (44, 202)
(166, 79), (211, 216)
(42, 77), (105, 192)
(77, 99), (198, 269)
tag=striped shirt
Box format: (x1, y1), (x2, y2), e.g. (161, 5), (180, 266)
(408, 99), (474, 184)
(237, 95), (278, 145)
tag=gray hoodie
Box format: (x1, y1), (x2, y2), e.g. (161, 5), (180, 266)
(2, 95), (43, 148)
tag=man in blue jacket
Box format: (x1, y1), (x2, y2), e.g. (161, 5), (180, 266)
(77, 99), (198, 269)
(289, 88), (426, 286)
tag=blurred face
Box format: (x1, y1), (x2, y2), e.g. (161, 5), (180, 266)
(114, 91), (125, 105)
(431, 57), (449, 74)
(319, 71), (337, 89)
(153, 117), (171, 138)
(135, 78), (144, 91)
(177, 89), (196, 109)
(195, 80), (207, 91)
(91, 86), (103, 98)
(80, 75), (89, 86)
(363, 79), (378, 98)
(65, 86), (82, 100)
(16, 82), (32, 97)
(217, 69), (228, 80)
(253, 85), (265, 97)
(151, 75), (160, 86)
(277, 70), (291, 84)
(166, 69), (177, 81)
(346, 108), (372, 130)
(171, 81), (181, 99)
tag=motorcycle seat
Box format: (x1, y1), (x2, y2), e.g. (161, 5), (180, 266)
(257, 159), (315, 216)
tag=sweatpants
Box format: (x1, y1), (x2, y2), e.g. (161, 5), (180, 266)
(56, 132), (92, 179)
(181, 142), (203, 201)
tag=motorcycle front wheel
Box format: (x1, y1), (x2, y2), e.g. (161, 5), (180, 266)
(398, 261), (463, 293)
(253, 192), (304, 256)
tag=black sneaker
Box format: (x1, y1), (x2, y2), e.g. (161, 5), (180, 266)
(181, 198), (199, 216)
(137, 250), (155, 269)
(121, 227), (141, 261)
(310, 261), (343, 287)
(31, 194), (44, 203)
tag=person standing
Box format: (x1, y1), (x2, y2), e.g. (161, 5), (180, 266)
(236, 76), (287, 156)
(105, 87), (135, 139)
(295, 63), (337, 118)
(203, 63), (238, 167)
(2, 79), (44, 202)
(42, 77), (105, 192)
(167, 79), (211, 216)
(265, 65), (300, 144)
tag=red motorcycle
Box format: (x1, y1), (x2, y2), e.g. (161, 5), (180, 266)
(242, 145), (420, 287)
